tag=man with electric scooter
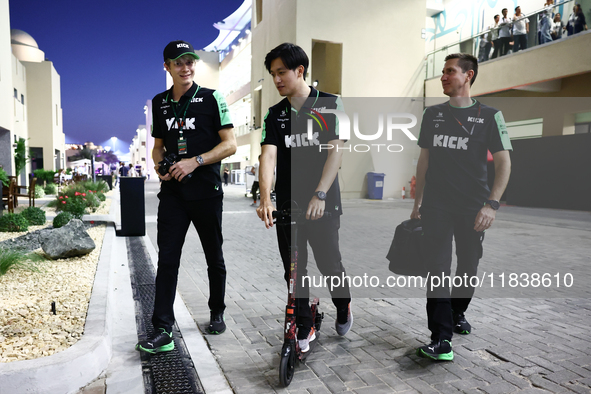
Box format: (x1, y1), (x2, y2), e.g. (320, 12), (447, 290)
(257, 43), (353, 353)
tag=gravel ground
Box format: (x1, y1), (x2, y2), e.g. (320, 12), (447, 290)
(0, 195), (111, 363)
(0, 224), (106, 363)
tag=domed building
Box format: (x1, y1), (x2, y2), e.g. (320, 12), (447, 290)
(0, 23), (65, 185)
(10, 29), (45, 62)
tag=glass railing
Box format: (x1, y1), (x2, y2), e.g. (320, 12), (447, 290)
(425, 0), (583, 79)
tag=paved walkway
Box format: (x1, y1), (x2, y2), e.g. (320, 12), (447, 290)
(142, 181), (591, 393)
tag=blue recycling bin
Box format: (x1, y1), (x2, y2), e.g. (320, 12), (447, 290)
(367, 172), (385, 200)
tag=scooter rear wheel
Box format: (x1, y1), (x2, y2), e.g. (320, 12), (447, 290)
(279, 343), (296, 387)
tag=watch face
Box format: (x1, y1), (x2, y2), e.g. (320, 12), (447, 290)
(317, 191), (326, 200)
(488, 200), (500, 210)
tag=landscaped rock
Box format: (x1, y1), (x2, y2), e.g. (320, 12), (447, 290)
(38, 219), (96, 259)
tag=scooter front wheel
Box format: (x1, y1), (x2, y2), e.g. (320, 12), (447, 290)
(279, 343), (296, 387)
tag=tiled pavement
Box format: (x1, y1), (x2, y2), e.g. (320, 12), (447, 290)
(144, 181), (591, 393)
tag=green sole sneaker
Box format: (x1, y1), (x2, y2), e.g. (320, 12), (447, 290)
(416, 347), (454, 361)
(416, 340), (454, 361)
(135, 341), (175, 354)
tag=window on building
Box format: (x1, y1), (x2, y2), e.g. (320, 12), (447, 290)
(14, 88), (18, 99)
(311, 40), (343, 95)
(505, 118), (543, 140)
(575, 123), (591, 134)
(256, 0), (263, 25)
(141, 141), (146, 146)
(21, 94), (24, 105)
(254, 89), (262, 129)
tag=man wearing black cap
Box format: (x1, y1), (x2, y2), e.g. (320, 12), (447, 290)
(135, 40), (236, 354)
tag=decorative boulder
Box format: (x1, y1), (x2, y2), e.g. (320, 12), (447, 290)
(38, 219), (96, 259)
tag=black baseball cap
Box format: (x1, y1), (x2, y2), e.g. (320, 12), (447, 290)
(163, 40), (200, 61)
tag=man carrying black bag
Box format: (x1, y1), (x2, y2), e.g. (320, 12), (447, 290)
(411, 53), (512, 361)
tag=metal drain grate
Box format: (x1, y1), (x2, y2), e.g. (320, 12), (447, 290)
(126, 237), (204, 394)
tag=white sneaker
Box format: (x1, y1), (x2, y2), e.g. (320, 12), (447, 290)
(335, 303), (353, 336)
(297, 327), (316, 353)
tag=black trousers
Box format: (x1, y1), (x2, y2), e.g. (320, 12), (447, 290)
(513, 34), (528, 52)
(421, 207), (484, 342)
(491, 39), (501, 58)
(152, 193), (226, 331)
(251, 181), (260, 201)
(499, 37), (511, 56)
(276, 216), (351, 332)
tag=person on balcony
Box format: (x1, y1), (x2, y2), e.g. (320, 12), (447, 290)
(499, 8), (513, 56)
(572, 4), (588, 34)
(552, 13), (565, 40)
(540, 0), (555, 44)
(512, 6), (530, 52)
(490, 15), (502, 59)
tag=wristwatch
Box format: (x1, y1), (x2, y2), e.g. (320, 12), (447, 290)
(485, 199), (500, 210)
(195, 155), (204, 166)
(315, 191), (326, 201)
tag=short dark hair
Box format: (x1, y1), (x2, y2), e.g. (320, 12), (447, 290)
(264, 43), (309, 78)
(515, 6), (520, 11)
(444, 53), (479, 86)
(494, 14), (499, 19)
(502, 8), (507, 12)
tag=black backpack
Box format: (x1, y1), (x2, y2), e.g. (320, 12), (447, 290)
(386, 219), (428, 278)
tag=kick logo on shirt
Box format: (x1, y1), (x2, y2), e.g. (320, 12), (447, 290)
(467, 116), (484, 124)
(166, 117), (195, 131)
(285, 132), (320, 148)
(433, 134), (469, 150)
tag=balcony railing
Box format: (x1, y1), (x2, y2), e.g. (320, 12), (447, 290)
(425, 0), (582, 80)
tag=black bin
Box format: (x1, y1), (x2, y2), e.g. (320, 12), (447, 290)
(119, 177), (145, 236)
(98, 175), (113, 190)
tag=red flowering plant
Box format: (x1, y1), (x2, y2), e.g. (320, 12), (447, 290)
(47, 180), (108, 219)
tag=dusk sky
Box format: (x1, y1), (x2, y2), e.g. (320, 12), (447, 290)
(9, 0), (244, 155)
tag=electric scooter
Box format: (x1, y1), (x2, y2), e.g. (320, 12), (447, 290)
(273, 209), (324, 387)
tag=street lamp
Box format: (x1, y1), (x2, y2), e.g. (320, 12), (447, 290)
(111, 136), (117, 154)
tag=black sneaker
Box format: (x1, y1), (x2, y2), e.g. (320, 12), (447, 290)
(453, 313), (471, 334)
(208, 312), (226, 334)
(135, 328), (174, 354)
(416, 340), (454, 361)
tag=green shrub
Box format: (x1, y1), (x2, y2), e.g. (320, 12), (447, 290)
(53, 212), (74, 228)
(33, 169), (57, 184)
(34, 184), (45, 198)
(0, 168), (8, 188)
(80, 180), (109, 194)
(57, 195), (85, 219)
(44, 183), (58, 195)
(0, 249), (44, 276)
(21, 207), (46, 225)
(0, 213), (29, 232)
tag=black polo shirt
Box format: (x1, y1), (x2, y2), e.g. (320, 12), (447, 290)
(261, 87), (344, 216)
(418, 99), (512, 214)
(152, 82), (233, 200)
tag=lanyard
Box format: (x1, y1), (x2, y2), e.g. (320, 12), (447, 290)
(448, 101), (481, 135)
(166, 86), (200, 138)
